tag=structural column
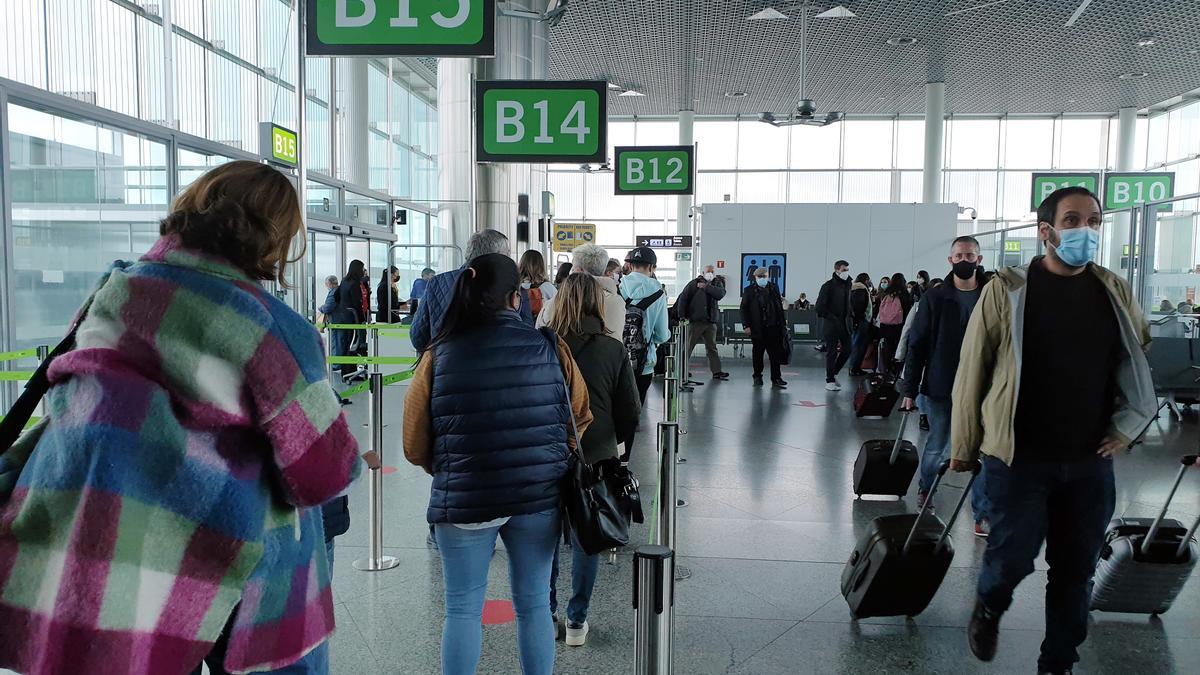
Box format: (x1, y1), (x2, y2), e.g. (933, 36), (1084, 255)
(1109, 106), (1137, 272)
(676, 109), (695, 282)
(922, 82), (946, 204)
(437, 58), (477, 264)
(343, 58), (371, 187)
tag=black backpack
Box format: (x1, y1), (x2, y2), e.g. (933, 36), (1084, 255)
(623, 289), (664, 374)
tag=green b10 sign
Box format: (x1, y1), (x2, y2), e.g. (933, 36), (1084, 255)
(476, 80), (607, 163)
(305, 0), (495, 56)
(614, 146), (695, 195)
(1103, 172), (1175, 211)
(260, 123), (298, 167)
(1030, 173), (1099, 211)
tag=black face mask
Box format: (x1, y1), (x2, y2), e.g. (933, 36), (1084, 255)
(952, 261), (977, 281)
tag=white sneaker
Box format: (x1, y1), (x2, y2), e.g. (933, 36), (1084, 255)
(565, 621), (589, 646)
(825, 381), (842, 391)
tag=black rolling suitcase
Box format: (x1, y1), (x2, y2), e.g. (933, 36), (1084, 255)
(853, 340), (898, 418)
(842, 460), (981, 618)
(852, 408), (919, 498)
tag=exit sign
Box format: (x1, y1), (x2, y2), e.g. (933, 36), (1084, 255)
(305, 0), (495, 56)
(1030, 173), (1100, 211)
(476, 80), (607, 163)
(260, 123), (298, 166)
(614, 146), (695, 195)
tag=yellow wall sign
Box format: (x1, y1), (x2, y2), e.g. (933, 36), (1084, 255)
(553, 222), (595, 252)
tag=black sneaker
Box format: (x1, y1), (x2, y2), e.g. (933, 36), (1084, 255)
(919, 414), (930, 430)
(771, 379), (788, 388)
(850, 369), (867, 376)
(967, 600), (1001, 662)
(753, 375), (764, 386)
(713, 372), (730, 380)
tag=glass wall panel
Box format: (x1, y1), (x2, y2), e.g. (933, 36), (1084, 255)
(177, 147), (238, 191)
(898, 170), (923, 203)
(594, 220), (635, 247)
(7, 103), (168, 348)
(999, 170), (1035, 220)
(1148, 112), (1169, 167)
(1167, 102), (1200, 164)
(737, 121), (789, 170)
(548, 172), (584, 219)
(1004, 119), (1054, 169)
(694, 121), (739, 170)
(944, 171), (999, 219)
(634, 194), (670, 220)
(841, 171), (891, 203)
(607, 120), (635, 166)
(636, 120), (679, 146)
(947, 118), (1000, 169)
(345, 191), (391, 228)
(736, 172), (787, 202)
(895, 120), (926, 170)
(788, 172), (839, 203)
(697, 172), (738, 206)
(1058, 118), (1106, 169)
(842, 120), (893, 169)
(790, 124), (841, 169)
(307, 180), (340, 221)
(584, 172), (632, 219)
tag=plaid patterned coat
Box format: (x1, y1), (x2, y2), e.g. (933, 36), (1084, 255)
(0, 237), (360, 674)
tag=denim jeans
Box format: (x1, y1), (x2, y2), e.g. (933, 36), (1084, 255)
(848, 320), (872, 371)
(435, 510), (560, 675)
(917, 397), (990, 523)
(976, 455), (1116, 673)
(548, 536), (601, 626)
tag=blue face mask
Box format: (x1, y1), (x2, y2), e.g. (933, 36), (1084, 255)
(1053, 227), (1100, 267)
(755, 277), (768, 287)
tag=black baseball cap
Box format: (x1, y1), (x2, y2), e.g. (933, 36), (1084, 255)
(626, 246), (657, 265)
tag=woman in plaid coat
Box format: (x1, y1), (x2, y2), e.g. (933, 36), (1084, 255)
(0, 161), (361, 674)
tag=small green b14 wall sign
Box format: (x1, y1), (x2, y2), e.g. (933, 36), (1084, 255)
(306, 0), (495, 57)
(475, 80), (607, 163)
(614, 146), (695, 195)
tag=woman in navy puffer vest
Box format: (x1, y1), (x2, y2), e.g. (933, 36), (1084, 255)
(404, 253), (592, 675)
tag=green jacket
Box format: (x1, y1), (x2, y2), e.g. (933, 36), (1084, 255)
(951, 258), (1156, 466)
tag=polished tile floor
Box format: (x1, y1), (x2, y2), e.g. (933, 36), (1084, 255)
(326, 339), (1200, 674)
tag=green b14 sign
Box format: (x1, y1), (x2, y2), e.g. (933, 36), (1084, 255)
(614, 146), (695, 195)
(306, 0), (495, 56)
(1030, 173), (1099, 211)
(476, 81), (607, 163)
(1103, 172), (1175, 211)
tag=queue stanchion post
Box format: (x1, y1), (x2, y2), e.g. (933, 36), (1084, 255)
(35, 345), (50, 418)
(633, 545), (675, 675)
(677, 321), (694, 394)
(354, 372), (400, 572)
(655, 422), (679, 550)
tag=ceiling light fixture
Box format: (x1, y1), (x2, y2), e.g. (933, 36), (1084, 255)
(1136, 36), (1158, 47)
(887, 36), (918, 46)
(1118, 72), (1150, 80)
(606, 82), (622, 90)
(724, 91), (749, 98)
(618, 89), (645, 97)
(815, 5), (857, 18)
(747, 7), (789, 21)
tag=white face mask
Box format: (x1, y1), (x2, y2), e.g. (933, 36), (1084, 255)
(837, 271), (850, 281)
(703, 272), (715, 282)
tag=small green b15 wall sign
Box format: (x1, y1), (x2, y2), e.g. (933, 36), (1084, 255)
(260, 123), (298, 167)
(614, 146), (695, 195)
(306, 0), (495, 57)
(476, 80), (607, 163)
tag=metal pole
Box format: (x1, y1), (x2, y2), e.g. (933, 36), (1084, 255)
(656, 422), (679, 550)
(371, 329), (381, 374)
(354, 373), (400, 572)
(633, 545), (674, 675)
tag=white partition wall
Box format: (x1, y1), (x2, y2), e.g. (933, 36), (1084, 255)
(700, 203), (959, 301)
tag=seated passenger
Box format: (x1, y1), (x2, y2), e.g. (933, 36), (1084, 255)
(0, 160), (361, 675)
(403, 252), (592, 675)
(546, 273), (641, 647)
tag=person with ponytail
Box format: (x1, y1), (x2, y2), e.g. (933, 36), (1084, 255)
(0, 160), (361, 674)
(403, 253), (593, 675)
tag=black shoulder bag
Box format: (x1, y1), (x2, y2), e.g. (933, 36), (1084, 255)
(539, 328), (642, 555)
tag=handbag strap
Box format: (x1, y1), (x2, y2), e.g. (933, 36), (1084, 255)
(538, 327), (585, 462)
(0, 305), (89, 452)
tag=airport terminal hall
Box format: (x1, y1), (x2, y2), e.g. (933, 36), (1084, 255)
(6, 1), (1200, 674)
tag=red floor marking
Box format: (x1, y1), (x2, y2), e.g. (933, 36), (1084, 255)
(381, 466), (398, 475)
(794, 400), (827, 408)
(482, 599), (516, 625)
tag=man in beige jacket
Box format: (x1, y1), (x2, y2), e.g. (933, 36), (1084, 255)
(537, 243), (626, 337)
(950, 187), (1156, 675)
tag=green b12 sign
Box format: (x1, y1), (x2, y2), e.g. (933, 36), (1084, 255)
(305, 0), (495, 56)
(1103, 172), (1175, 210)
(476, 80), (607, 163)
(614, 146), (695, 195)
(1030, 173), (1099, 211)
(260, 123), (298, 167)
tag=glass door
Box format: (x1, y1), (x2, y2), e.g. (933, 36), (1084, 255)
(311, 231), (343, 321)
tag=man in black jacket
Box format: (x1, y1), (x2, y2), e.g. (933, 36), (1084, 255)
(815, 260), (852, 391)
(900, 236), (989, 532)
(674, 264), (730, 380)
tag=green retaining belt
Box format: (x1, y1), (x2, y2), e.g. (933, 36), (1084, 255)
(0, 349), (38, 362)
(340, 370), (414, 397)
(328, 355), (418, 365)
(0, 416), (41, 430)
(0, 372), (34, 381)
(323, 323), (409, 331)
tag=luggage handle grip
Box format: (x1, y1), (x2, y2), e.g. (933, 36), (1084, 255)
(902, 459), (981, 556)
(888, 409), (913, 465)
(1142, 455), (1199, 556)
(1178, 512), (1200, 560)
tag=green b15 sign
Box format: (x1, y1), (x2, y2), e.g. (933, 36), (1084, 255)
(1103, 172), (1175, 211)
(305, 0), (495, 56)
(614, 146), (695, 195)
(476, 80), (607, 163)
(260, 123), (298, 167)
(1030, 173), (1099, 211)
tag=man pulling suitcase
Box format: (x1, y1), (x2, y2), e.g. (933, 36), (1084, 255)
(950, 187), (1157, 675)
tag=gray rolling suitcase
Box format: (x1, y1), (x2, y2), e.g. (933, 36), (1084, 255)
(1090, 454), (1200, 615)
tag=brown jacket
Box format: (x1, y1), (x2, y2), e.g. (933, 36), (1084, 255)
(403, 336), (593, 473)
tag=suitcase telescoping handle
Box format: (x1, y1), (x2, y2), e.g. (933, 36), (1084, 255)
(888, 406), (916, 465)
(902, 459), (982, 556)
(1143, 454), (1199, 556)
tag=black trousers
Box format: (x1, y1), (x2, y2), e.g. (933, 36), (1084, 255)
(752, 331), (784, 381)
(824, 322), (852, 381)
(622, 372), (655, 461)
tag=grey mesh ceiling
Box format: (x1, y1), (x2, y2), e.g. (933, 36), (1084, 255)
(531, 0), (1200, 116)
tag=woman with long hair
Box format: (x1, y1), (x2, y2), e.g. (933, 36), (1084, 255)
(331, 259), (367, 379)
(403, 253), (593, 675)
(0, 160), (361, 674)
(545, 274), (640, 646)
(554, 261), (574, 288)
(877, 272), (914, 375)
(519, 249), (558, 318)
